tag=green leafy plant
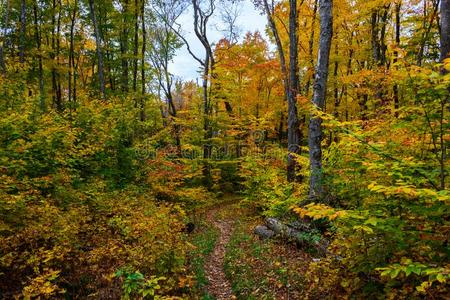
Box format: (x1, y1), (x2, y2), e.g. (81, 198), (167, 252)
(115, 269), (166, 299)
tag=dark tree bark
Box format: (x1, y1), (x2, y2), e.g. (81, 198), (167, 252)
(133, 0), (139, 104)
(261, 0), (302, 182)
(121, 0), (129, 92)
(19, 0), (26, 63)
(379, 7), (389, 67)
(140, 0), (146, 121)
(305, 0), (318, 96)
(439, 0), (449, 189)
(393, 2), (401, 117)
(102, 16), (115, 92)
(33, 2), (45, 112)
(331, 27), (339, 142)
(0, 0), (10, 72)
(51, 0), (57, 108)
(287, 0), (302, 182)
(371, 11), (379, 64)
(441, 0), (450, 62)
(88, 0), (106, 99)
(309, 0), (333, 200)
(68, 0), (77, 105)
(53, 0), (62, 111)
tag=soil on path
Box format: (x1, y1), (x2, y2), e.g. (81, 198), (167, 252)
(204, 206), (235, 300)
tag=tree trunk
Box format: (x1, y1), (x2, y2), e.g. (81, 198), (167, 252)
(133, 0), (138, 96)
(309, 0), (333, 200)
(287, 0), (302, 182)
(393, 2), (401, 117)
(140, 0), (146, 121)
(305, 0), (318, 96)
(331, 28), (339, 143)
(121, 0), (129, 92)
(417, 0), (440, 66)
(19, 0), (26, 63)
(441, 0), (450, 62)
(33, 3), (45, 112)
(68, 0), (77, 105)
(262, 0), (302, 182)
(0, 0), (10, 72)
(371, 11), (379, 65)
(55, 0), (62, 110)
(88, 0), (106, 99)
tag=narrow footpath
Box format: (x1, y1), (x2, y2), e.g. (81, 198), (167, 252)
(204, 206), (235, 300)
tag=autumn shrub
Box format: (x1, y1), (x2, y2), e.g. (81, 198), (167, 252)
(295, 69), (450, 298)
(240, 154), (308, 217)
(0, 98), (191, 298)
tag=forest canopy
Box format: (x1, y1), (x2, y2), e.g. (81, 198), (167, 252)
(0, 0), (448, 298)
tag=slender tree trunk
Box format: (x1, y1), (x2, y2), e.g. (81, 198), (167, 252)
(441, 0), (450, 62)
(417, 0), (440, 66)
(287, 0), (302, 182)
(393, 2), (401, 117)
(0, 0), (10, 72)
(333, 31), (339, 116)
(103, 24), (115, 91)
(439, 0), (449, 189)
(278, 112), (284, 142)
(133, 0), (138, 96)
(55, 0), (62, 110)
(140, 0), (146, 121)
(330, 30), (340, 144)
(305, 0), (318, 96)
(309, 0), (333, 200)
(262, 0), (302, 182)
(379, 7), (389, 67)
(202, 53), (211, 159)
(88, 0), (106, 99)
(51, 0), (57, 107)
(19, 0), (26, 63)
(121, 0), (129, 92)
(371, 11), (379, 65)
(33, 3), (45, 112)
(68, 0), (77, 105)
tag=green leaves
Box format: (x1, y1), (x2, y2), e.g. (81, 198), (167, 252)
(115, 269), (166, 299)
(377, 260), (449, 293)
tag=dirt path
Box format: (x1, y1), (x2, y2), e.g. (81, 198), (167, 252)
(204, 206), (235, 300)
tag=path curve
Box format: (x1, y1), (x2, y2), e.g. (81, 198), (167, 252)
(204, 206), (235, 300)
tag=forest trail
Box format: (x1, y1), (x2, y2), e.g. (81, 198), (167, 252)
(204, 204), (236, 300)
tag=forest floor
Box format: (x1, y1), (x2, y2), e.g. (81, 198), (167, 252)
(190, 198), (311, 300)
(203, 204), (236, 300)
